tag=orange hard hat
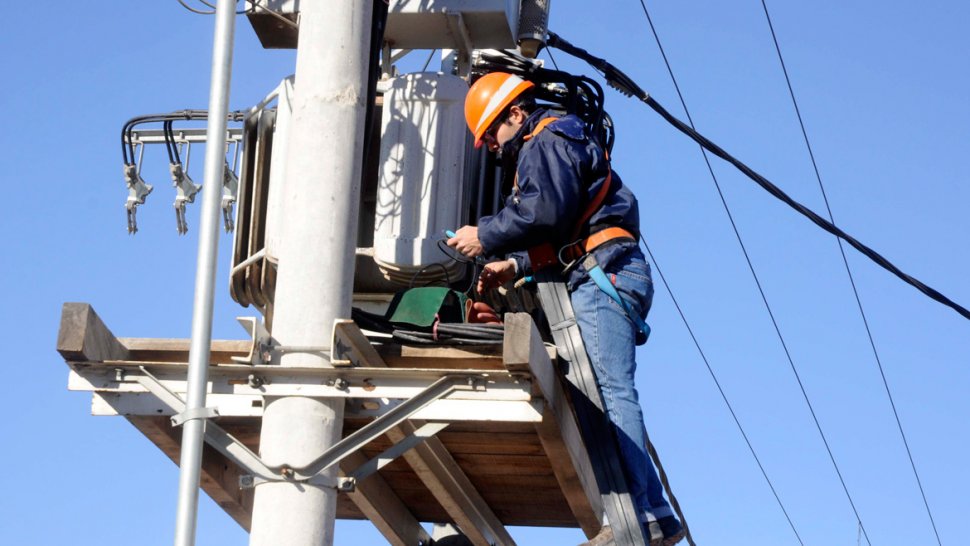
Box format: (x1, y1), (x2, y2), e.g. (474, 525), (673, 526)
(464, 72), (535, 148)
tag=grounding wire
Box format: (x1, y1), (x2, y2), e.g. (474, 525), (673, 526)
(640, 238), (804, 544)
(421, 49), (438, 72)
(758, 2), (943, 543)
(546, 46), (561, 71)
(632, 3), (874, 543)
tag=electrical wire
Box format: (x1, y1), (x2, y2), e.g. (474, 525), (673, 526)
(632, 4), (873, 542)
(122, 110), (245, 167)
(758, 2), (943, 543)
(641, 240), (802, 544)
(545, 30), (970, 323)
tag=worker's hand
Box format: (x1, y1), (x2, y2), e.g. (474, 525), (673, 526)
(447, 225), (483, 258)
(467, 301), (502, 324)
(477, 259), (517, 294)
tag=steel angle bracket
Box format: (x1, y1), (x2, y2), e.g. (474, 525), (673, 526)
(231, 316), (274, 365)
(340, 422), (450, 492)
(288, 375), (480, 482)
(128, 368), (477, 493)
(130, 367), (280, 484)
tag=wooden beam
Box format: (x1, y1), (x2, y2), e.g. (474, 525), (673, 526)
(503, 313), (603, 538)
(386, 421), (517, 546)
(339, 451), (431, 546)
(57, 303), (130, 362)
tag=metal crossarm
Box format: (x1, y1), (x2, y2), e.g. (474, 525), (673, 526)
(132, 368), (470, 491)
(533, 271), (650, 546)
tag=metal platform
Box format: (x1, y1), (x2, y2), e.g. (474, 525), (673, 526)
(57, 303), (605, 545)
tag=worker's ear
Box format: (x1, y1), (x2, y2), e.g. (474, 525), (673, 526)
(508, 105), (527, 124)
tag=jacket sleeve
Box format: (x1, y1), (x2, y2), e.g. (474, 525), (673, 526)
(478, 137), (586, 256)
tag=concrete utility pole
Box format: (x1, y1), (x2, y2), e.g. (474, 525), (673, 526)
(248, 1), (373, 546)
(173, 1), (235, 545)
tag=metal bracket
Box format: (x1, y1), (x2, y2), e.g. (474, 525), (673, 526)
(344, 422), (450, 487)
(132, 367), (280, 484)
(127, 368), (478, 492)
(287, 375), (478, 481)
(239, 474), (349, 491)
(231, 316), (274, 365)
(171, 406), (219, 427)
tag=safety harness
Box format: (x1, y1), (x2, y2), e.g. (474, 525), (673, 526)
(519, 117), (651, 341)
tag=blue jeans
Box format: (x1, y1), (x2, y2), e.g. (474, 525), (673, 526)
(570, 246), (674, 523)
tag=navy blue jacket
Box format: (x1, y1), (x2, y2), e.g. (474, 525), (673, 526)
(478, 109), (642, 287)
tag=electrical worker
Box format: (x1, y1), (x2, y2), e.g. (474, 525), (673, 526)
(447, 72), (684, 546)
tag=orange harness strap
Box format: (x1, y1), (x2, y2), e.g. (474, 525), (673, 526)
(519, 118), (629, 271)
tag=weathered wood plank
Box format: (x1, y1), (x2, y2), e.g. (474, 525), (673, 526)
(57, 303), (130, 362)
(118, 338), (250, 364)
(504, 312), (603, 538)
(376, 344), (505, 370)
(339, 451), (431, 546)
(386, 421), (518, 546)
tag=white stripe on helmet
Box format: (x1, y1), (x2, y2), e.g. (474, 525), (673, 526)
(473, 74), (526, 136)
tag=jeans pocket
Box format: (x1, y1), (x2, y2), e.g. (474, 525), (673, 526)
(613, 263), (654, 318)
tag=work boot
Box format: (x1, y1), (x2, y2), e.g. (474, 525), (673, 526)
(658, 516), (685, 546)
(581, 525), (614, 546)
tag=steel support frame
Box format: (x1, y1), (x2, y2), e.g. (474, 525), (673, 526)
(131, 369), (468, 488)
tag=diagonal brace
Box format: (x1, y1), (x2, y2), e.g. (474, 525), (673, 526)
(131, 368), (478, 486)
(289, 375), (478, 480)
(132, 367), (286, 484)
(343, 422), (450, 489)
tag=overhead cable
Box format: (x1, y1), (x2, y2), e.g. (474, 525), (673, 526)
(550, 16), (876, 545)
(629, 5), (874, 541)
(758, 2), (943, 543)
(640, 240), (802, 545)
(545, 30), (970, 323)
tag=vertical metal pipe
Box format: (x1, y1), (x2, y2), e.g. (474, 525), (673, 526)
(248, 1), (373, 546)
(172, 1), (235, 545)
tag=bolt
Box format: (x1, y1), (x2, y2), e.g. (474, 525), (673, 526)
(280, 467), (294, 479)
(328, 378), (350, 390)
(239, 475), (255, 489)
(247, 374), (264, 388)
(114, 368), (126, 382)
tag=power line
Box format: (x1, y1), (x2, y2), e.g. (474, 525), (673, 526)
(632, 1), (873, 543)
(545, 31), (970, 323)
(758, 2), (943, 544)
(640, 241), (804, 545)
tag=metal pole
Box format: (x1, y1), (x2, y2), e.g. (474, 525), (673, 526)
(172, 1), (235, 545)
(248, 1), (373, 545)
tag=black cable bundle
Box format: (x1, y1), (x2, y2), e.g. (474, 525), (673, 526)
(473, 50), (616, 153)
(547, 31), (970, 322)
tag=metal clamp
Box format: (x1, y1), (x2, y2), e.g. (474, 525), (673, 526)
(171, 406), (219, 427)
(238, 474), (350, 491)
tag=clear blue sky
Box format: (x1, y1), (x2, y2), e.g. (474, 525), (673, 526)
(3, 2), (968, 545)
